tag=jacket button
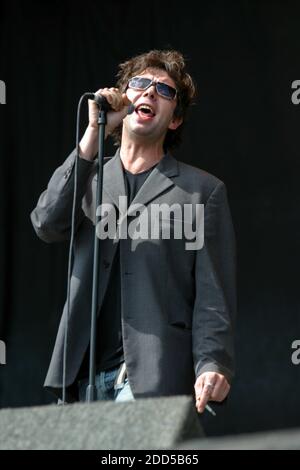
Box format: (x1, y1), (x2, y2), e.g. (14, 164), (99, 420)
(103, 260), (110, 269)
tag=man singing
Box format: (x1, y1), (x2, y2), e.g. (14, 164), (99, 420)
(31, 49), (236, 414)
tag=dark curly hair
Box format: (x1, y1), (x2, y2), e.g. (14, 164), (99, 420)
(111, 49), (196, 151)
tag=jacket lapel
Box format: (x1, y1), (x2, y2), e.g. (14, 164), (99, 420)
(127, 153), (179, 216)
(102, 149), (127, 211)
(99, 148), (179, 217)
(103, 149), (179, 211)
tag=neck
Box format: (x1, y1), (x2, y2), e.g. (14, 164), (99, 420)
(120, 138), (165, 174)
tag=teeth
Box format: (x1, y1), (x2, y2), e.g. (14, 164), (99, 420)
(138, 104), (154, 113)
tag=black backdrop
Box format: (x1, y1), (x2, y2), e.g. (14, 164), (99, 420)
(0, 0), (300, 437)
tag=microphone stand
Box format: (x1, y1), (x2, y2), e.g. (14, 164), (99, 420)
(86, 105), (108, 402)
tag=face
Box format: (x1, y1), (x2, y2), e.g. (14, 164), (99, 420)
(122, 68), (183, 145)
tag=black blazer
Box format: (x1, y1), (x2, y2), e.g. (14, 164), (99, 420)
(31, 148), (237, 401)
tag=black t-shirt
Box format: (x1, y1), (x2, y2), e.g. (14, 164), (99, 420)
(95, 163), (157, 372)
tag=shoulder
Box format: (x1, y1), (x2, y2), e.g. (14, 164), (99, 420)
(175, 159), (225, 199)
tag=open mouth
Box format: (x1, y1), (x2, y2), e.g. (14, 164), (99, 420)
(135, 104), (156, 119)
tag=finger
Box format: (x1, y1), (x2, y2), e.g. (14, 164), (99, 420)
(97, 88), (114, 104)
(211, 380), (230, 402)
(102, 89), (127, 111)
(194, 373), (205, 394)
(94, 87), (104, 95)
(94, 88), (115, 102)
(195, 383), (213, 413)
(122, 93), (131, 106)
(194, 373), (215, 396)
(110, 90), (131, 111)
(209, 379), (222, 401)
(92, 88), (130, 112)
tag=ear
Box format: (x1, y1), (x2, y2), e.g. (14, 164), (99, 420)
(168, 115), (183, 131)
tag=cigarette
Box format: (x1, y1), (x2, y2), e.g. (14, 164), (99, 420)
(205, 404), (216, 416)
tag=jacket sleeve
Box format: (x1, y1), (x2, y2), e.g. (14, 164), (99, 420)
(30, 149), (96, 243)
(192, 181), (237, 383)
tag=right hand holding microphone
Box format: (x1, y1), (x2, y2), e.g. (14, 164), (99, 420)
(80, 87), (132, 161)
(88, 87), (131, 135)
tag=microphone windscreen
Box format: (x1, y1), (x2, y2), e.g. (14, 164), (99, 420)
(127, 104), (135, 115)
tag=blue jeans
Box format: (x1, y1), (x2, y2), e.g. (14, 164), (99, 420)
(78, 363), (135, 403)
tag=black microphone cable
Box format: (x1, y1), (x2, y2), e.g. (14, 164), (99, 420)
(62, 92), (96, 404)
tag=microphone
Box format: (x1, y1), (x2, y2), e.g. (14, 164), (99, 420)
(86, 92), (135, 114)
(91, 93), (111, 111)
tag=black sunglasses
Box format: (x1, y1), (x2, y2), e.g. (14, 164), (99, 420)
(127, 76), (177, 100)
